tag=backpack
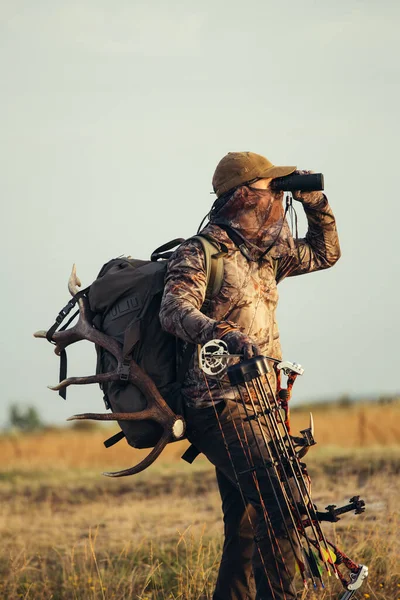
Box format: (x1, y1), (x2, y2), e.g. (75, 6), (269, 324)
(47, 235), (226, 450)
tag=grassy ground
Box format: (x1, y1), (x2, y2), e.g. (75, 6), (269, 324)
(1, 403), (399, 599)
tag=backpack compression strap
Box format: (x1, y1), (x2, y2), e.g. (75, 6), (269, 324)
(45, 287), (90, 400)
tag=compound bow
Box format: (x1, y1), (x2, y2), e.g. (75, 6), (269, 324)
(199, 339), (368, 599)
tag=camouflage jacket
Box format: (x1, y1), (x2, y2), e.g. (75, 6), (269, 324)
(159, 195), (341, 409)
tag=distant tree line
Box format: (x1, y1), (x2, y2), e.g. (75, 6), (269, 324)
(4, 404), (101, 433)
(5, 395), (400, 432)
(8, 404), (43, 432)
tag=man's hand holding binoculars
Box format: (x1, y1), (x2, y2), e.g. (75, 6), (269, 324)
(290, 170), (326, 206)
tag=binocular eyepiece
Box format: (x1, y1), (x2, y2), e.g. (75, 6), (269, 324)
(271, 173), (324, 193)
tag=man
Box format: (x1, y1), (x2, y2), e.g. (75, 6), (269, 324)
(159, 151), (341, 600)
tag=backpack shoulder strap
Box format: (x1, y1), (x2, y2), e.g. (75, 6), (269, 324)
(191, 234), (227, 312)
(175, 235), (226, 386)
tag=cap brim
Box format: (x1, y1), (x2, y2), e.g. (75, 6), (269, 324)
(260, 165), (297, 179)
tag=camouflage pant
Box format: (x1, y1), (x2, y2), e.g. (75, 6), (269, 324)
(184, 399), (299, 600)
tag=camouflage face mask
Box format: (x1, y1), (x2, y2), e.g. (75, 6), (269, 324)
(210, 186), (296, 260)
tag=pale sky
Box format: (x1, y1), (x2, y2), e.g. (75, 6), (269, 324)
(1, 0), (399, 427)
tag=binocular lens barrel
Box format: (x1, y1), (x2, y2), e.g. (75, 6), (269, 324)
(271, 173), (324, 192)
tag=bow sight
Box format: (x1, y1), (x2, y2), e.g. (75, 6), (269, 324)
(199, 340), (368, 598)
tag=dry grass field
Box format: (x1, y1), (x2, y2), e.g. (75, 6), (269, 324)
(1, 400), (399, 600)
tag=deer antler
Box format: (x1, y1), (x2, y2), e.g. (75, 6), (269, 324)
(68, 263), (81, 295)
(66, 358), (186, 477)
(34, 265), (186, 477)
(34, 263), (104, 357)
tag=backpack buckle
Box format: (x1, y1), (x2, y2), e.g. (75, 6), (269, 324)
(119, 359), (131, 381)
(55, 299), (77, 325)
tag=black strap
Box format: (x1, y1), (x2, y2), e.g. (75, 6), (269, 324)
(104, 430), (126, 448)
(45, 288), (89, 399)
(60, 309), (79, 331)
(58, 350), (67, 400)
(46, 299), (77, 342)
(181, 443), (201, 464)
(151, 238), (186, 262)
(214, 223), (256, 261)
(46, 288), (90, 343)
(57, 309), (80, 400)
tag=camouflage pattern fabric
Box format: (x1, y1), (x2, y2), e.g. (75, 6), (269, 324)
(159, 188), (341, 409)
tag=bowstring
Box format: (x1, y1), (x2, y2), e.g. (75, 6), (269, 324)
(201, 374), (282, 600)
(255, 376), (328, 556)
(203, 371), (312, 594)
(218, 380), (301, 588)
(248, 377), (327, 585)
(257, 373), (339, 578)
(230, 382), (310, 583)
(236, 380), (315, 582)
(204, 358), (332, 583)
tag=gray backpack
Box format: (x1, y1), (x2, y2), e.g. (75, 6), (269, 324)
(75, 235), (226, 450)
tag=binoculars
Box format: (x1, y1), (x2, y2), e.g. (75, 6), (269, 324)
(271, 173), (324, 193)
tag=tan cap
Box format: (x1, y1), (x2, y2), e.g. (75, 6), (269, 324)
(212, 151), (296, 197)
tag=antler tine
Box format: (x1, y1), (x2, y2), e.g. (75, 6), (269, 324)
(103, 435), (172, 477)
(66, 360), (186, 476)
(67, 410), (154, 422)
(67, 409), (185, 433)
(34, 330), (47, 338)
(67, 411), (180, 477)
(68, 263), (81, 297)
(48, 370), (120, 391)
(43, 264), (124, 362)
(34, 264), (82, 341)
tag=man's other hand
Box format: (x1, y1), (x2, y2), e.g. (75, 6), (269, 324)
(222, 330), (261, 360)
